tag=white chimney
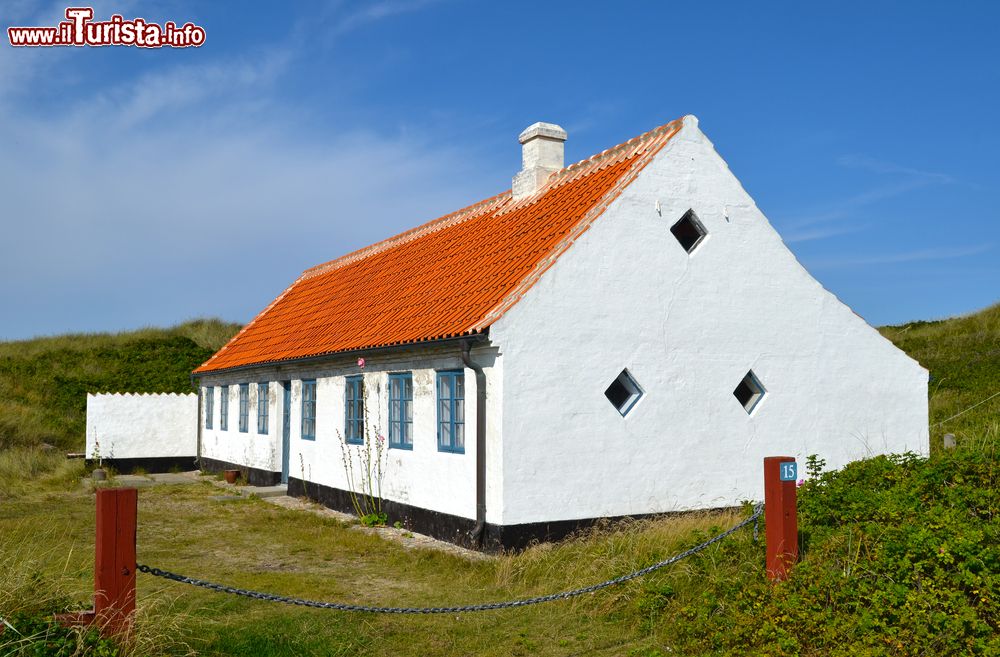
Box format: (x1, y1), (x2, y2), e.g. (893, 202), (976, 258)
(512, 122), (567, 200)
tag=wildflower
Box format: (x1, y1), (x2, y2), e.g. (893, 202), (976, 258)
(357, 357), (366, 369)
(377, 433), (386, 443)
(796, 479), (804, 488)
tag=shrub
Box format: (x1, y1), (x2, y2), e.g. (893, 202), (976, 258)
(640, 435), (1000, 656)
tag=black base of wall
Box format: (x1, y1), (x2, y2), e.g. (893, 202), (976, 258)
(287, 477), (704, 552)
(87, 456), (198, 475)
(199, 457), (282, 487)
(289, 477), (481, 548)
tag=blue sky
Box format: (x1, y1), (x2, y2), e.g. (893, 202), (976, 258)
(1, 1), (998, 340)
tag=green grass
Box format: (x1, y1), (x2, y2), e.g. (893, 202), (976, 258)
(1, 304), (998, 656)
(2, 438), (995, 656)
(2, 479), (753, 657)
(880, 301), (1000, 450)
(0, 319), (240, 451)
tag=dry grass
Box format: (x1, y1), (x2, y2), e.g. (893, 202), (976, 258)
(0, 447), (85, 499)
(1, 477), (756, 657)
(0, 522), (197, 656)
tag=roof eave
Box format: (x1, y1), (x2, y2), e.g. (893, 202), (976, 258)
(192, 331), (491, 379)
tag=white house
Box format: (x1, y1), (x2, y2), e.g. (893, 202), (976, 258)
(194, 115), (928, 550)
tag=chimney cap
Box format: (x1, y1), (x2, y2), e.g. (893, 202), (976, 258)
(518, 122), (567, 144)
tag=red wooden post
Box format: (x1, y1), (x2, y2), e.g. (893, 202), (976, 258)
(94, 488), (137, 636)
(763, 456), (798, 581)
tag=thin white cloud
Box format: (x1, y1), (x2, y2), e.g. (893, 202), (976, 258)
(0, 1), (142, 100)
(297, 0), (446, 44)
(836, 154), (954, 184)
(809, 244), (993, 269)
(0, 16), (494, 340)
(783, 224), (863, 244)
(328, 0), (444, 35)
(781, 154), (958, 237)
(92, 49), (293, 131)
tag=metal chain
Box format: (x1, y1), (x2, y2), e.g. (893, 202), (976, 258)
(137, 503), (762, 614)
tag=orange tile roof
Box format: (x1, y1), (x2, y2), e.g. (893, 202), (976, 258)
(195, 118), (683, 374)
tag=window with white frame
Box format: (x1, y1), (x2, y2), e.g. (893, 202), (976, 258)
(344, 375), (363, 445)
(302, 379), (317, 440)
(257, 382), (269, 434)
(388, 372), (413, 450)
(238, 383), (249, 433)
(437, 370), (465, 453)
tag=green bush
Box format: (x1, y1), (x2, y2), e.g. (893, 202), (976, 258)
(0, 614), (121, 657)
(0, 320), (240, 452)
(636, 436), (999, 656)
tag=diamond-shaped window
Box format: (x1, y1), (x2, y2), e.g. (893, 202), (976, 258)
(670, 209), (707, 253)
(734, 370), (765, 414)
(605, 369), (643, 417)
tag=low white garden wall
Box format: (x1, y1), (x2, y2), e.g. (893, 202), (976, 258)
(85, 393), (198, 468)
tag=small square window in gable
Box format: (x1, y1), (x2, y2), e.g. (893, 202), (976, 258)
(605, 369), (644, 417)
(734, 370), (765, 414)
(670, 209), (707, 254)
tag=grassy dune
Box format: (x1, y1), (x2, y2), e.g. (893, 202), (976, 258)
(0, 319), (240, 451)
(880, 301), (1000, 450)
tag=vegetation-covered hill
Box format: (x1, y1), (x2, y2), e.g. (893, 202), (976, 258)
(2, 300), (994, 454)
(0, 319), (241, 451)
(880, 301), (1000, 450)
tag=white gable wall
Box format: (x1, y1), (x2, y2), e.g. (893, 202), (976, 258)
(490, 117), (928, 526)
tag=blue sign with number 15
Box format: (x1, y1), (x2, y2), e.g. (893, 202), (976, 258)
(780, 461), (797, 482)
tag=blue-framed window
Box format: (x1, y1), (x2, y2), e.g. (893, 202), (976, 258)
(437, 371), (465, 453)
(204, 386), (214, 429)
(301, 379), (317, 440)
(388, 373), (413, 450)
(344, 375), (364, 445)
(220, 385), (229, 431)
(238, 383), (249, 433)
(257, 382), (269, 434)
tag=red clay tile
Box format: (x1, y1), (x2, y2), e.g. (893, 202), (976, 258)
(195, 119), (682, 373)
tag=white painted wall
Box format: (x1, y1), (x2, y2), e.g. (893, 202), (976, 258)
(490, 116), (929, 525)
(200, 381), (279, 472)
(85, 393), (197, 460)
(199, 344), (503, 523)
